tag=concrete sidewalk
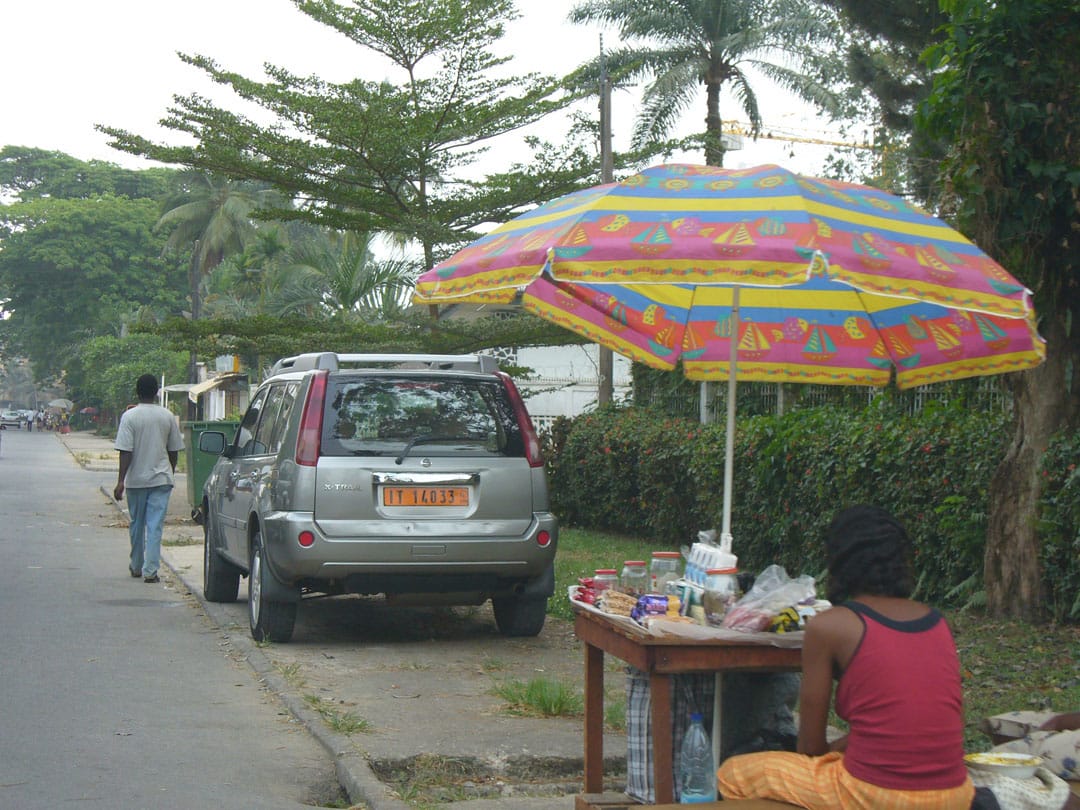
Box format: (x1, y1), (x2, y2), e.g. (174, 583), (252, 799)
(56, 429), (620, 810)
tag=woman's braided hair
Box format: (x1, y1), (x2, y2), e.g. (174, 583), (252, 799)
(824, 504), (914, 604)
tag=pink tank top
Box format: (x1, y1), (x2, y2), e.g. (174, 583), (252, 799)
(835, 601), (969, 790)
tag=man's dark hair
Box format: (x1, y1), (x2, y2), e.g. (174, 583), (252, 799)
(824, 504), (914, 603)
(136, 374), (159, 400)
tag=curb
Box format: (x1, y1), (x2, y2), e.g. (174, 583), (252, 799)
(204, 601), (410, 810)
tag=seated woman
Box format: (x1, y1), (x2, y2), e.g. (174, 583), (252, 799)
(717, 504), (975, 809)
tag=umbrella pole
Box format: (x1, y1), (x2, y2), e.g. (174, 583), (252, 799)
(721, 288), (740, 543)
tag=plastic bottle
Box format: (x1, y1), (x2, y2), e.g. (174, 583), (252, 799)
(678, 712), (716, 803)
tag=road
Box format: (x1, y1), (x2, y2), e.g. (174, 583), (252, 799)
(0, 427), (344, 809)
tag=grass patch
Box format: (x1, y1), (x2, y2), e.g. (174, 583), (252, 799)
(551, 527), (657, 622)
(952, 612), (1080, 751)
(303, 694), (372, 735)
(604, 689), (627, 732)
(382, 753), (474, 805)
(274, 661), (306, 689)
(162, 536), (200, 547)
(491, 676), (583, 718)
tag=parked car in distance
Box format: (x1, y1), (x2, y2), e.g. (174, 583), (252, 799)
(0, 410), (23, 428)
(195, 352), (558, 643)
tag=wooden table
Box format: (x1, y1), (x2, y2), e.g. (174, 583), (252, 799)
(574, 607), (802, 805)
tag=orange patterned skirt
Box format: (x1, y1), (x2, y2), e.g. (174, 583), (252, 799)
(718, 751), (975, 810)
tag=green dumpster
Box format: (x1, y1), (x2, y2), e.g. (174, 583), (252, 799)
(183, 421), (239, 508)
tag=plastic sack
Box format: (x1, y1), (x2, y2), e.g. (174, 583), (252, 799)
(722, 564), (816, 632)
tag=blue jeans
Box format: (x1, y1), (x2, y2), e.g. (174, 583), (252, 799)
(127, 485), (173, 577)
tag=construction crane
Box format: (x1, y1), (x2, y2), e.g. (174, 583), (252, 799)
(721, 120), (876, 150)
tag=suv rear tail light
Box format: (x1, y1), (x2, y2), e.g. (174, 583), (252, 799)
(295, 370), (328, 466)
(498, 372), (544, 468)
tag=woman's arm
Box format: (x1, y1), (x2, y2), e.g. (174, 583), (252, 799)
(1040, 711), (1080, 732)
(797, 615), (836, 756)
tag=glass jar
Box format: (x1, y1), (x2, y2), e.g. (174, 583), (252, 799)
(649, 551), (682, 594)
(593, 569), (619, 594)
(620, 560), (648, 595)
(703, 568), (740, 626)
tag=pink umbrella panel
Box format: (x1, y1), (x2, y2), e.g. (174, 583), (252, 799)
(520, 272), (1041, 390)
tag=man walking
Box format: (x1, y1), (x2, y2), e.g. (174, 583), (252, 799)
(114, 374), (184, 583)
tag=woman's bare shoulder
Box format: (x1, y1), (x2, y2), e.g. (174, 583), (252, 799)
(805, 604), (862, 639)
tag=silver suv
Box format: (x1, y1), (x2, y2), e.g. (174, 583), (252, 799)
(195, 352), (558, 642)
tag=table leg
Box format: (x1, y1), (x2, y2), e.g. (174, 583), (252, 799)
(583, 641), (605, 794)
(651, 672), (674, 803)
(713, 672), (724, 768)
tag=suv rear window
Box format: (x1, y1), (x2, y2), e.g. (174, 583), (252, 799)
(321, 375), (524, 458)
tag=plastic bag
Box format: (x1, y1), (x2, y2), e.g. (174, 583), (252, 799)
(722, 564), (816, 632)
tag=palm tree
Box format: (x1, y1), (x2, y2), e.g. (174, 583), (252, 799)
(273, 232), (418, 321)
(202, 228), (417, 322)
(156, 172), (283, 321)
(569, 0), (841, 166)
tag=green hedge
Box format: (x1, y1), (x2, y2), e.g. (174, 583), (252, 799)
(547, 402), (1080, 620)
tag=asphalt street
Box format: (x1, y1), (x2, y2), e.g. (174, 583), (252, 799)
(43, 427), (624, 810)
(0, 426), (342, 809)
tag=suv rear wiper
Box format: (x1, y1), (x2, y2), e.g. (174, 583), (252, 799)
(394, 435), (465, 465)
(397, 434), (434, 466)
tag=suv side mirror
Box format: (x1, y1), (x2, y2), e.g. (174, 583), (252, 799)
(198, 431), (227, 455)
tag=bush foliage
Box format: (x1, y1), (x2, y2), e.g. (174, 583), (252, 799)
(547, 401), (1080, 620)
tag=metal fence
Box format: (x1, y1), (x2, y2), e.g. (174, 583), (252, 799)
(632, 373), (1014, 423)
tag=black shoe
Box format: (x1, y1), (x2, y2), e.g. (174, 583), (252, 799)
(143, 574), (160, 583)
(130, 568), (141, 578)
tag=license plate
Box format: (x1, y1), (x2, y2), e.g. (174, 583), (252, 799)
(382, 486), (470, 507)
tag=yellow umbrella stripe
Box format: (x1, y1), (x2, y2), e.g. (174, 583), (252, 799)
(845, 275), (1032, 319)
(682, 359), (890, 386)
(688, 284), (1029, 319)
(522, 296), (679, 371)
(550, 257), (814, 286)
(413, 268), (538, 301)
(498, 190), (972, 245)
(896, 350), (1047, 389)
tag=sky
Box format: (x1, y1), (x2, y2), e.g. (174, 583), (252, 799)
(0, 0), (843, 176)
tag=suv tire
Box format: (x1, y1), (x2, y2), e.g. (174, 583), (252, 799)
(203, 508), (240, 603)
(492, 596), (547, 637)
(248, 529), (297, 643)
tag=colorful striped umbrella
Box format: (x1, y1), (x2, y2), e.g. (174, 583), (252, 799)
(413, 164), (1045, 537)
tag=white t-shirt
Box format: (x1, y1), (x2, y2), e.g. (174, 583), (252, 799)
(114, 404), (185, 489)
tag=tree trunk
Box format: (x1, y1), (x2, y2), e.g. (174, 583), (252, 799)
(984, 308), (1075, 619)
(704, 66), (725, 167)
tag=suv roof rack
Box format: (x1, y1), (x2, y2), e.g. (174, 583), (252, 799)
(270, 352), (501, 376)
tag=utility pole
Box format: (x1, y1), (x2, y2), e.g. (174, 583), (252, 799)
(187, 240), (202, 421)
(597, 44), (614, 407)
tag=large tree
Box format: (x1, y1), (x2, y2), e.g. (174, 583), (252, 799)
(921, 0), (1080, 619)
(0, 146), (173, 201)
(66, 333), (188, 419)
(811, 1), (947, 195)
(568, 0), (842, 166)
(0, 195), (186, 379)
(99, 0), (602, 270)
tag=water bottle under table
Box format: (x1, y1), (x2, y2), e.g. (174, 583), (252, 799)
(678, 711), (717, 803)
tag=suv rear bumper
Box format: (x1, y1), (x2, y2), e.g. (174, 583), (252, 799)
(259, 510), (558, 597)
